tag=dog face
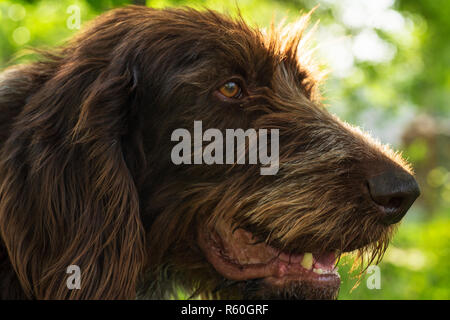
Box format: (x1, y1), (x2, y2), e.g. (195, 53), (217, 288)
(123, 8), (420, 299)
(0, 6), (419, 300)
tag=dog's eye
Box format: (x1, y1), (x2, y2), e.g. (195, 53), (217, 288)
(218, 81), (242, 99)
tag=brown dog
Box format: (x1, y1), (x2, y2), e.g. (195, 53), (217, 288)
(0, 6), (419, 299)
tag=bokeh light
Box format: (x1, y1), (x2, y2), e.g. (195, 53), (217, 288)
(12, 26), (30, 45)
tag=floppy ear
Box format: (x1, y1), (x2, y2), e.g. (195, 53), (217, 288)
(0, 50), (146, 299)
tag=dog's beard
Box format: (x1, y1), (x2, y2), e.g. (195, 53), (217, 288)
(236, 278), (339, 300)
(196, 207), (395, 300)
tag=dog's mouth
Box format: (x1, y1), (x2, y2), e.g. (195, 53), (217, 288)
(198, 222), (341, 299)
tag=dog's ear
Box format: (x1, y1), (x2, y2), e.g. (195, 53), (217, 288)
(0, 45), (146, 299)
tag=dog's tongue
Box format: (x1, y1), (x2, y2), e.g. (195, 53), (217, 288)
(313, 252), (337, 271)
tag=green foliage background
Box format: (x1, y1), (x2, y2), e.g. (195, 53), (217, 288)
(0, 0), (449, 299)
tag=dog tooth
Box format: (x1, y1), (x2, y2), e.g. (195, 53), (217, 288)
(313, 268), (324, 275)
(300, 252), (313, 269)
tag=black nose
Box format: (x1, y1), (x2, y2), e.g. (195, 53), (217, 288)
(367, 169), (420, 225)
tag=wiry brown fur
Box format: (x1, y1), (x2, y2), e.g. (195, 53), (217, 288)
(0, 6), (413, 300)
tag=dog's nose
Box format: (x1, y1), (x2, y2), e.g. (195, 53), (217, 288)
(367, 169), (420, 225)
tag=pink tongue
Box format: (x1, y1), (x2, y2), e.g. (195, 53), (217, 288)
(313, 252), (336, 270)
